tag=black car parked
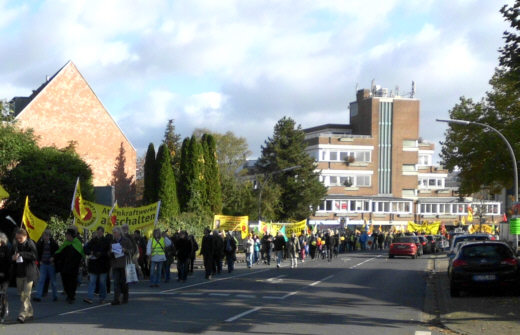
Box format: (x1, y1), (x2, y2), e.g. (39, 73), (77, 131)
(448, 241), (520, 297)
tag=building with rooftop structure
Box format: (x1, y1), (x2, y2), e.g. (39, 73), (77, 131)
(305, 83), (501, 229)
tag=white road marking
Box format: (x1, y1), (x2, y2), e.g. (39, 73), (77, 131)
(181, 292), (203, 296)
(266, 274), (286, 283)
(349, 255), (383, 269)
(209, 293), (230, 297)
(236, 294), (256, 298)
(160, 268), (271, 293)
(309, 274), (334, 287)
(281, 291), (298, 299)
(225, 307), (262, 322)
(58, 303), (111, 316)
(414, 331), (431, 335)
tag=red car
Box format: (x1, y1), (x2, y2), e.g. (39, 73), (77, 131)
(389, 237), (419, 259)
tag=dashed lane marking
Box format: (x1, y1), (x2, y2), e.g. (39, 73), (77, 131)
(225, 307), (262, 322)
(349, 255), (383, 269)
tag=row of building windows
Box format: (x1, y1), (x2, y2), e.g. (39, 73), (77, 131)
(323, 175), (371, 187)
(318, 199), (412, 213)
(308, 150), (371, 163)
(317, 199), (501, 215)
(418, 177), (445, 189)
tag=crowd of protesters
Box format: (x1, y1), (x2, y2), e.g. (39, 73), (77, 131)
(0, 223), (402, 324)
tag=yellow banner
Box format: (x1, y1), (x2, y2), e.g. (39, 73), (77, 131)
(73, 191), (159, 234)
(213, 215), (249, 238)
(259, 219), (307, 237)
(0, 184), (9, 200)
(406, 221), (441, 235)
(22, 196), (47, 242)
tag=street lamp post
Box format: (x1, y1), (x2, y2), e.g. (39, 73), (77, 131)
(256, 165), (300, 224)
(437, 118), (519, 249)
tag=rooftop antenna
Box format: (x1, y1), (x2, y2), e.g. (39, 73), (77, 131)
(410, 81), (416, 98)
(371, 79), (376, 95)
(355, 82), (359, 93)
(395, 85), (399, 97)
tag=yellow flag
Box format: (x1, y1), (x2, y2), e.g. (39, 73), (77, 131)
(22, 196), (47, 242)
(240, 220), (249, 239)
(467, 205), (473, 223)
(0, 184), (9, 200)
(461, 216), (466, 226)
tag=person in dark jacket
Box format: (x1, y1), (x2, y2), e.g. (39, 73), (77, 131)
(110, 227), (135, 305)
(55, 229), (84, 304)
(0, 232), (11, 323)
(200, 228), (213, 280)
(33, 230), (59, 302)
(175, 231), (192, 282)
(261, 233), (273, 265)
(273, 231), (286, 268)
(188, 234), (198, 274)
(11, 228), (38, 323)
(212, 230), (224, 275)
(83, 226), (110, 304)
(223, 232), (237, 273)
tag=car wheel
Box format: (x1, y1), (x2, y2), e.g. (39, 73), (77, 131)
(389, 254), (394, 258)
(450, 285), (460, 297)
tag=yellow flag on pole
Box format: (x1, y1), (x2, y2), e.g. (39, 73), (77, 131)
(22, 196), (47, 242)
(467, 205), (473, 223)
(0, 184), (9, 200)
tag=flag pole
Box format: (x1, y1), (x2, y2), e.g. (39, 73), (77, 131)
(153, 200), (161, 226)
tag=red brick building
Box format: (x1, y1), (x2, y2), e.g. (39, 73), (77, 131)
(11, 61), (136, 187)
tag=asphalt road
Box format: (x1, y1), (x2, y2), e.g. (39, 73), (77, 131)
(0, 251), (441, 335)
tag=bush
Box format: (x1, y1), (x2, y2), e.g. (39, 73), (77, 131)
(157, 212), (212, 245)
(47, 216), (74, 244)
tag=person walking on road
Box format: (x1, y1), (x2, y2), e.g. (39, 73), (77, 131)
(0, 232), (11, 323)
(55, 228), (84, 305)
(176, 231), (192, 282)
(33, 230), (59, 302)
(83, 226), (110, 304)
(245, 233), (254, 268)
(188, 234), (198, 275)
(273, 231), (286, 268)
(224, 231), (237, 273)
(110, 227), (135, 305)
(261, 233), (273, 265)
(287, 233), (300, 268)
(146, 228), (171, 288)
(200, 228), (214, 280)
(11, 228), (38, 323)
(212, 230), (224, 275)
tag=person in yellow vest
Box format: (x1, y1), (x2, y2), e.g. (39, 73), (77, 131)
(146, 228), (172, 288)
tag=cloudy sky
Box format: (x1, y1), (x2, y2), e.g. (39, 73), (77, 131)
(0, 0), (514, 162)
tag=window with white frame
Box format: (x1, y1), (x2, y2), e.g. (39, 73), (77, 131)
(327, 175), (371, 187)
(325, 150), (371, 163)
(418, 177), (445, 189)
(418, 154), (431, 166)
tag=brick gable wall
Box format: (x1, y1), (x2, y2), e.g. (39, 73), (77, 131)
(15, 62), (136, 187)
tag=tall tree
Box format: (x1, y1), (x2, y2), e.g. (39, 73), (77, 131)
(178, 138), (190, 211)
(184, 136), (206, 213)
(163, 119), (183, 177)
(143, 143), (158, 203)
(201, 134), (222, 214)
(440, 3), (520, 196)
(156, 144), (179, 218)
(256, 117), (327, 220)
(111, 143), (136, 206)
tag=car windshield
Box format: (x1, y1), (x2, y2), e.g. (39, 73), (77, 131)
(394, 237), (414, 243)
(453, 235), (489, 248)
(461, 244), (512, 259)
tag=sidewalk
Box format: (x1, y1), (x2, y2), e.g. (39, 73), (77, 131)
(429, 254), (520, 335)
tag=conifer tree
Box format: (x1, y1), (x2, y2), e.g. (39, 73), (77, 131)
(163, 119), (182, 177)
(143, 143), (157, 203)
(202, 134), (222, 214)
(156, 144), (179, 218)
(256, 116), (327, 220)
(178, 137), (190, 211)
(185, 135), (206, 213)
(111, 143), (136, 206)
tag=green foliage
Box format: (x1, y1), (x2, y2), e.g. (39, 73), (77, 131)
(183, 136), (206, 213)
(143, 143), (158, 203)
(156, 144), (179, 218)
(1, 146), (94, 220)
(256, 116), (327, 220)
(47, 216), (74, 244)
(156, 211), (212, 244)
(111, 143), (136, 206)
(163, 119), (182, 177)
(178, 138), (190, 211)
(0, 122), (37, 176)
(439, 2), (520, 196)
(201, 134), (223, 214)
